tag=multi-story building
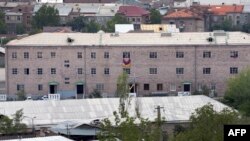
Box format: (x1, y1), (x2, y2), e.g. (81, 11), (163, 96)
(5, 31), (250, 98)
(117, 5), (150, 30)
(163, 8), (205, 32)
(5, 4), (33, 33)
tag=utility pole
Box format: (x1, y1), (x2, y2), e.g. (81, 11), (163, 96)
(155, 105), (164, 141)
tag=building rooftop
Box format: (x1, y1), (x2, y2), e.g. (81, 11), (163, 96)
(207, 5), (244, 15)
(6, 31), (250, 46)
(7, 136), (73, 141)
(163, 9), (202, 19)
(117, 5), (149, 17)
(0, 95), (229, 125)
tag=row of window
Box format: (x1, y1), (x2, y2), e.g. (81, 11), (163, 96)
(17, 83), (216, 92)
(11, 51), (239, 59)
(12, 67), (239, 75)
(16, 83), (105, 91)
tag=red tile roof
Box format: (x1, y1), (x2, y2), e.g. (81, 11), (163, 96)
(163, 9), (202, 19)
(207, 5), (244, 15)
(117, 6), (149, 17)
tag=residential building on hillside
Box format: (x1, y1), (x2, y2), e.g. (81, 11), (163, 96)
(205, 5), (245, 31)
(5, 5), (34, 33)
(117, 5), (150, 30)
(162, 8), (205, 32)
(5, 31), (250, 98)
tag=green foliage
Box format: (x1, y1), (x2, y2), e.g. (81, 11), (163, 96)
(0, 10), (7, 34)
(150, 9), (162, 24)
(224, 68), (250, 116)
(86, 20), (100, 33)
(212, 19), (233, 31)
(173, 125), (187, 137)
(16, 90), (26, 101)
(0, 109), (27, 134)
(67, 16), (86, 32)
(98, 73), (164, 141)
(32, 5), (60, 29)
(173, 104), (239, 141)
(89, 89), (102, 98)
(105, 14), (129, 32)
(16, 24), (25, 34)
(67, 17), (100, 33)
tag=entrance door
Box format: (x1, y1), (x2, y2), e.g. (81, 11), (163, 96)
(77, 85), (84, 95)
(129, 83), (138, 93)
(183, 84), (191, 92)
(49, 85), (57, 94)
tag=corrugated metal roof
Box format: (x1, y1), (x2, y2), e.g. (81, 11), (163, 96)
(6, 136), (73, 141)
(6, 32), (250, 46)
(0, 96), (229, 126)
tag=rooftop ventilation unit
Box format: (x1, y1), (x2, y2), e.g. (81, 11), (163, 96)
(213, 30), (226, 36)
(161, 32), (172, 37)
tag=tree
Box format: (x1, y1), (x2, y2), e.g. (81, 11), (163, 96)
(67, 16), (86, 32)
(150, 9), (162, 24)
(224, 68), (250, 116)
(86, 20), (100, 33)
(16, 24), (25, 34)
(211, 19), (233, 31)
(0, 10), (7, 34)
(105, 14), (129, 32)
(173, 104), (239, 141)
(0, 109), (27, 134)
(98, 72), (164, 141)
(32, 5), (60, 29)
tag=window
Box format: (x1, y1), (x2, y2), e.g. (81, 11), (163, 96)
(12, 68), (18, 75)
(91, 68), (96, 74)
(37, 52), (42, 58)
(123, 68), (130, 74)
(51, 68), (56, 74)
(230, 67), (238, 74)
(144, 84), (150, 90)
(104, 52), (109, 59)
(230, 51), (238, 58)
(65, 78), (70, 80)
(170, 83), (176, 91)
(65, 82), (70, 84)
(203, 51), (211, 58)
(96, 83), (104, 91)
(176, 51), (184, 58)
(64, 60), (70, 68)
(51, 52), (56, 58)
(91, 52), (96, 59)
(176, 68), (184, 74)
(157, 83), (163, 91)
(24, 52), (29, 59)
(38, 84), (43, 91)
(78, 68), (83, 74)
(12, 52), (17, 59)
(203, 68), (211, 74)
(17, 84), (24, 91)
(149, 68), (157, 74)
(24, 68), (29, 75)
(104, 68), (109, 75)
(78, 52), (82, 58)
(123, 52), (130, 58)
(37, 68), (43, 75)
(17, 16), (21, 21)
(149, 52), (157, 58)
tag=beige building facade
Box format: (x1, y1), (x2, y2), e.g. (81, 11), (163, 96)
(5, 32), (250, 98)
